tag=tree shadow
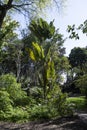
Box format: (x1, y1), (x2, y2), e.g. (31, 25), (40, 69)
(0, 116), (87, 130)
(42, 116), (87, 130)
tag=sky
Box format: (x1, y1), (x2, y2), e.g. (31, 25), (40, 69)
(14, 0), (87, 56)
(47, 0), (87, 56)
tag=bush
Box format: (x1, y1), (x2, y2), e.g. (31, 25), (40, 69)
(27, 92), (73, 120)
(0, 74), (29, 106)
(15, 96), (30, 106)
(10, 107), (29, 122)
(0, 90), (13, 112)
(75, 75), (87, 98)
(0, 107), (29, 122)
(28, 104), (54, 120)
(51, 93), (73, 116)
(0, 90), (14, 121)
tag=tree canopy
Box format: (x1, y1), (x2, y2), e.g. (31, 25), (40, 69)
(69, 47), (87, 71)
(0, 0), (65, 28)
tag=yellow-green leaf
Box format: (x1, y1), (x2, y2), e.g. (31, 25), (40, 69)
(29, 49), (36, 61)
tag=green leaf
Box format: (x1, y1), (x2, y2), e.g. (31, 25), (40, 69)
(29, 49), (36, 61)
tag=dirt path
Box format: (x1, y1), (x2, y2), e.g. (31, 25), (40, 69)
(0, 116), (87, 130)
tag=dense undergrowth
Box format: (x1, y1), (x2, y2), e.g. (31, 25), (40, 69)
(0, 74), (75, 123)
(0, 74), (87, 123)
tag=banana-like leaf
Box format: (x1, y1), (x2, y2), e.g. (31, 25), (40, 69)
(29, 49), (36, 61)
(32, 42), (41, 54)
(46, 60), (55, 80)
(32, 42), (45, 60)
(26, 42), (45, 61)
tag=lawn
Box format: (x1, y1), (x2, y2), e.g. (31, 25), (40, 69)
(67, 96), (87, 112)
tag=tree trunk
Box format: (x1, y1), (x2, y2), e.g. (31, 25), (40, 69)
(16, 51), (21, 82)
(0, 9), (7, 28)
(0, 0), (13, 28)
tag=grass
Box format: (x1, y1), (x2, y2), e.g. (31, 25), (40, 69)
(67, 96), (87, 112)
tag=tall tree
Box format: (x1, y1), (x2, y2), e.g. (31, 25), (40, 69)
(69, 47), (87, 75)
(28, 42), (56, 99)
(0, 16), (22, 81)
(22, 18), (69, 89)
(0, 16), (18, 46)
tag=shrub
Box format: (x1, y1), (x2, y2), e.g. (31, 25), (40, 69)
(10, 107), (29, 122)
(51, 93), (73, 116)
(0, 90), (13, 112)
(75, 75), (87, 98)
(28, 104), (54, 120)
(0, 107), (29, 122)
(0, 74), (29, 106)
(0, 90), (14, 121)
(27, 92), (73, 120)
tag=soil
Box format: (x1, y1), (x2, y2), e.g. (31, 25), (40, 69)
(0, 116), (87, 130)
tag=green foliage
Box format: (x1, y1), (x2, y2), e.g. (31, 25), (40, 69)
(29, 104), (53, 120)
(0, 106), (29, 122)
(0, 16), (20, 75)
(69, 47), (87, 68)
(10, 107), (29, 122)
(0, 90), (14, 121)
(28, 42), (57, 99)
(0, 74), (30, 122)
(67, 96), (86, 111)
(29, 86), (43, 101)
(78, 20), (87, 34)
(27, 92), (73, 120)
(0, 40), (23, 76)
(28, 85), (73, 119)
(52, 93), (73, 116)
(23, 18), (67, 89)
(27, 42), (45, 61)
(29, 18), (55, 41)
(0, 74), (28, 106)
(0, 16), (18, 45)
(67, 19), (87, 40)
(69, 47), (87, 80)
(67, 24), (79, 40)
(0, 80), (72, 122)
(0, 90), (13, 112)
(75, 75), (87, 98)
